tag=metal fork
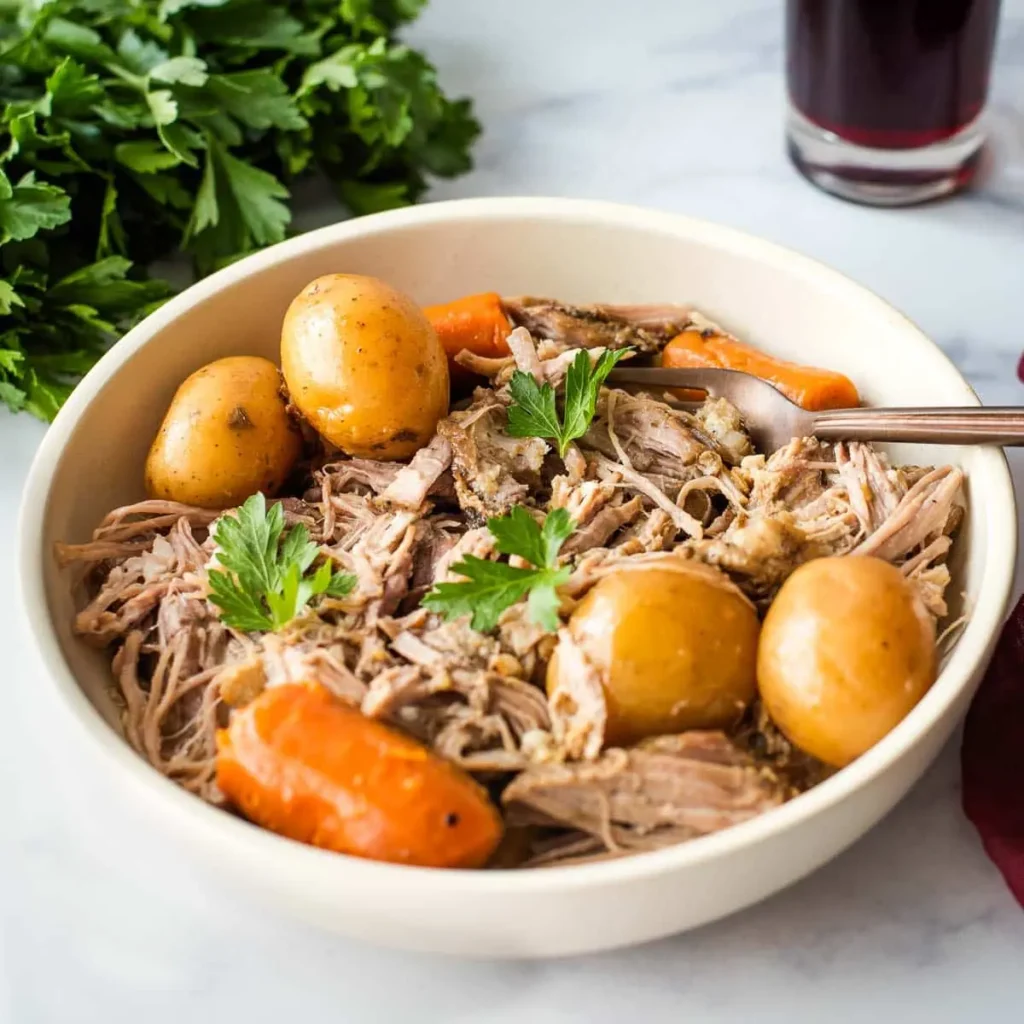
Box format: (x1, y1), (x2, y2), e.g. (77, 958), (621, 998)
(606, 366), (1024, 453)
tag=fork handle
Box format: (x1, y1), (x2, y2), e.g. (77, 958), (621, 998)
(811, 407), (1024, 446)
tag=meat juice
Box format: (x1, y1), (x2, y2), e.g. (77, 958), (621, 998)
(786, 0), (1001, 150)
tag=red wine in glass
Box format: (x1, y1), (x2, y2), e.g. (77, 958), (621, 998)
(786, 0), (1001, 206)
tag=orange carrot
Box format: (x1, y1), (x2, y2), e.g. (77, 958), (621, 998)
(217, 684), (503, 868)
(424, 292), (512, 364)
(661, 330), (860, 411)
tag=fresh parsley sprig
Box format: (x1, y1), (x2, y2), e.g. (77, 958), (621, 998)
(422, 506), (574, 633)
(207, 493), (355, 633)
(0, 0), (480, 420)
(506, 347), (633, 457)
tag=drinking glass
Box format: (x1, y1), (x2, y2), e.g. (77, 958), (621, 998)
(786, 0), (1002, 206)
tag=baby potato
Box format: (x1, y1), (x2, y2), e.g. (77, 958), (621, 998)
(281, 274), (449, 460)
(145, 356), (301, 509)
(757, 556), (937, 768)
(550, 560), (760, 747)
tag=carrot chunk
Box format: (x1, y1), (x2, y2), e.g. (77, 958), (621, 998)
(424, 292), (512, 364)
(217, 684), (503, 868)
(662, 329), (860, 411)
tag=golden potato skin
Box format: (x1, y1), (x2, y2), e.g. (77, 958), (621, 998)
(281, 274), (449, 460)
(145, 356), (301, 509)
(757, 556), (937, 768)
(551, 562), (760, 747)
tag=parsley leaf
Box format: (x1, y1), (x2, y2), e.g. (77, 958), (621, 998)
(207, 493), (356, 632)
(421, 556), (539, 633)
(0, 252), (170, 421)
(563, 348), (632, 439)
(186, 140), (291, 270)
(0, 0), (480, 420)
(0, 171), (72, 243)
(422, 507), (573, 633)
(114, 140), (183, 174)
(506, 348), (633, 457)
(489, 504), (574, 569)
(207, 71), (308, 132)
(149, 57), (209, 88)
(506, 372), (561, 447)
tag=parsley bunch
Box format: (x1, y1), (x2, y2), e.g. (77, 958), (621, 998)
(0, 0), (479, 419)
(208, 492), (355, 632)
(506, 348), (632, 457)
(423, 506), (574, 633)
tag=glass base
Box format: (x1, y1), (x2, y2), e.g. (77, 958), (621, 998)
(786, 106), (985, 207)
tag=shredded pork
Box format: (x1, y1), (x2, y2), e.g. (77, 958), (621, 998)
(60, 308), (965, 867)
(503, 732), (787, 865)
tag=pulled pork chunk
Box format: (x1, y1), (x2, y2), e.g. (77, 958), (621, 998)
(522, 344), (608, 388)
(592, 453), (703, 538)
(318, 441), (455, 517)
(618, 507), (679, 553)
(743, 437), (834, 511)
(495, 324), (613, 388)
(562, 496), (645, 556)
(681, 511), (809, 605)
(215, 620), (367, 711)
(408, 518), (460, 595)
(155, 588), (234, 679)
(584, 389), (707, 482)
(697, 440), (860, 601)
(503, 297), (692, 355)
(581, 390), (747, 541)
(360, 615), (553, 771)
(71, 519), (212, 648)
(461, 325), (631, 392)
(377, 682), (556, 778)
(319, 458), (400, 496)
(495, 603), (557, 683)
(694, 396), (755, 465)
(503, 732), (786, 865)
(834, 441), (905, 533)
(852, 464), (963, 562)
(56, 500), (220, 569)
(377, 434), (453, 510)
(113, 630), (224, 802)
(698, 438), (963, 612)
(329, 508), (420, 614)
(438, 397), (547, 518)
(900, 536), (956, 618)
(259, 625), (366, 703)
(505, 325), (544, 381)
(546, 629), (606, 760)
(454, 349), (515, 379)
(549, 449), (645, 555)
(432, 525), (496, 582)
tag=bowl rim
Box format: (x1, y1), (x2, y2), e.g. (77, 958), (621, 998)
(18, 195), (1017, 898)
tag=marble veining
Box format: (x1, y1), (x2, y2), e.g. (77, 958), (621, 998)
(4, 1), (1024, 1021)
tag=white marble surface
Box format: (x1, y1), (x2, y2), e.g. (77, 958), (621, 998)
(5, 1), (1024, 1020)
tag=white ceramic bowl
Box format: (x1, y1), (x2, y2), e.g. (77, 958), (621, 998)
(19, 198), (1016, 958)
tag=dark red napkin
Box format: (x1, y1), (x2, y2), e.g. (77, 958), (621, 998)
(961, 593), (1024, 905)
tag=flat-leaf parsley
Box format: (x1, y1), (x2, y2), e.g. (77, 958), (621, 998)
(208, 493), (355, 633)
(422, 506), (574, 632)
(506, 347), (632, 457)
(0, 0), (480, 420)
